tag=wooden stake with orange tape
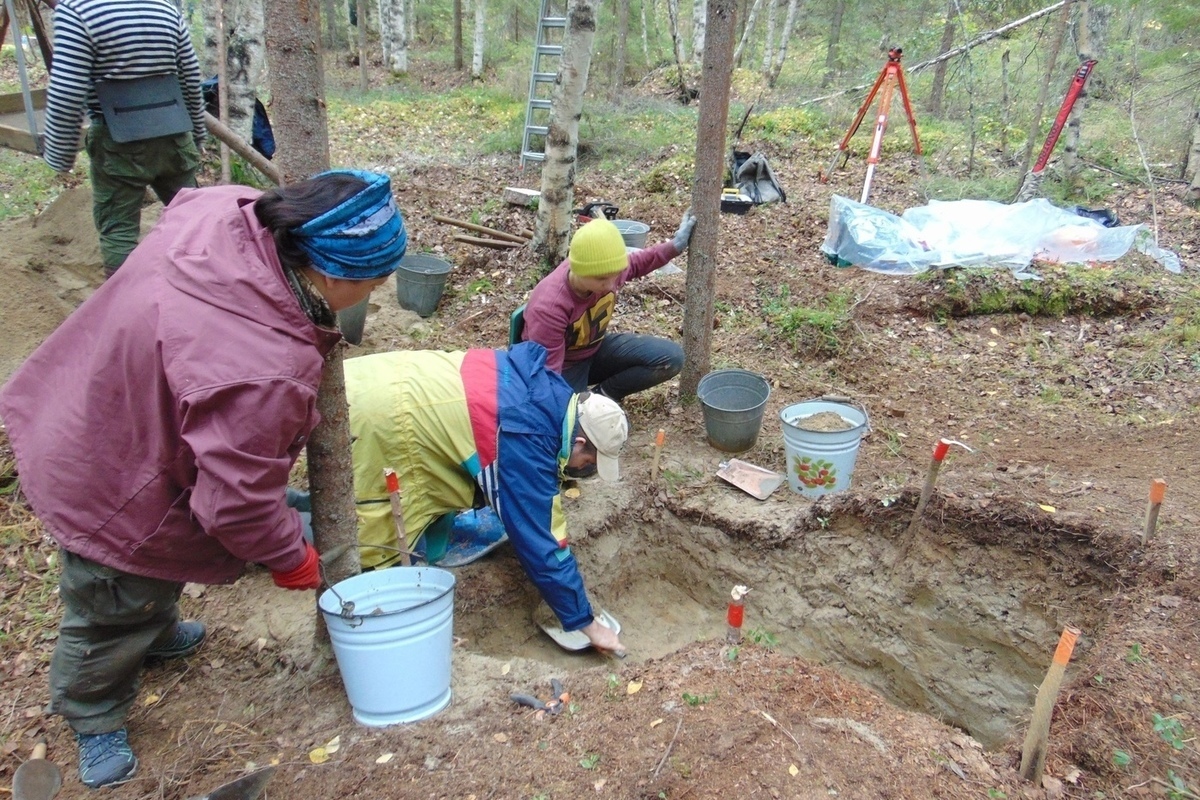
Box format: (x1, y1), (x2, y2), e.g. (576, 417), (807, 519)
(650, 429), (666, 484)
(383, 467), (411, 566)
(1142, 478), (1167, 545)
(1019, 625), (1081, 784)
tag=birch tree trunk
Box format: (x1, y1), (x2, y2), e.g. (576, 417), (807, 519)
(379, 0), (407, 74)
(732, 0), (761, 68)
(1186, 106), (1200, 206)
(358, 0), (368, 90)
(641, 0), (651, 63)
(668, 0), (688, 62)
(611, 0), (628, 101)
(926, 1), (955, 115)
(681, 0), (736, 398)
(1063, 0), (1090, 182)
(534, 0), (597, 267)
(760, 0), (776, 76)
(202, 0), (266, 146)
(471, 0), (486, 78)
(691, 0), (705, 63)
(765, 0), (796, 87)
(821, 0), (845, 87)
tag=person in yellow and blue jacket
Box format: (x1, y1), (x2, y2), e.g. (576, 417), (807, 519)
(342, 341), (628, 654)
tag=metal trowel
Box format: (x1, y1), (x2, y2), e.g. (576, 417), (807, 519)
(12, 742), (62, 800)
(185, 766), (276, 800)
(533, 601), (621, 653)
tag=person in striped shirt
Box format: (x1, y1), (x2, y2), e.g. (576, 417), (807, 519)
(42, 0), (206, 277)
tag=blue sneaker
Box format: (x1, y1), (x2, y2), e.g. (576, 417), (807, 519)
(76, 729), (138, 788)
(147, 620), (206, 660)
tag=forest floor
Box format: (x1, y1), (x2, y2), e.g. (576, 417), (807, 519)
(2, 57), (1200, 800)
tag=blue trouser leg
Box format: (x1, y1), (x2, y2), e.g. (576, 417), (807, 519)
(569, 333), (684, 403)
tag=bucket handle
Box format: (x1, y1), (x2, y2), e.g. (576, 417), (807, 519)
(814, 394), (872, 436)
(318, 543), (441, 625)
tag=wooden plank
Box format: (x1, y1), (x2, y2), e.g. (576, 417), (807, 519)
(0, 88), (47, 115)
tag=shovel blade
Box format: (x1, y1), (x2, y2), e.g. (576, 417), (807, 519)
(187, 765), (276, 800)
(12, 760), (63, 800)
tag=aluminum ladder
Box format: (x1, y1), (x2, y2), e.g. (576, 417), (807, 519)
(520, 0), (566, 167)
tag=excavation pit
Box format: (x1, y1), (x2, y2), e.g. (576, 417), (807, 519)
(454, 500), (1119, 750)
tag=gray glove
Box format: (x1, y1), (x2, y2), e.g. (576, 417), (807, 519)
(671, 209), (697, 252)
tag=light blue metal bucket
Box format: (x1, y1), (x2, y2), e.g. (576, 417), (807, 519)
(318, 566), (455, 726)
(779, 398), (869, 497)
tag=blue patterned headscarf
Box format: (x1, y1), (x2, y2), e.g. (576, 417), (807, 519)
(291, 170), (408, 280)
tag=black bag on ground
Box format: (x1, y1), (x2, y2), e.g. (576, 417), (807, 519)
(730, 150), (786, 205)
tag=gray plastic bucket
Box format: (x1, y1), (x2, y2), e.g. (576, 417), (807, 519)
(779, 399), (869, 497)
(612, 219), (650, 248)
(697, 369), (771, 452)
(395, 254), (452, 317)
(336, 297), (369, 345)
(318, 566), (455, 727)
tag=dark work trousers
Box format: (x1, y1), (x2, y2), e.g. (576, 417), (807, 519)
(561, 332), (684, 403)
(49, 550), (183, 734)
(85, 122), (200, 270)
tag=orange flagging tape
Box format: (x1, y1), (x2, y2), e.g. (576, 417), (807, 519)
(1052, 626), (1081, 666)
(1149, 479), (1167, 505)
(655, 429), (666, 448)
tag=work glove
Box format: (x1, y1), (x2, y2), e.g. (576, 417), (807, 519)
(272, 542), (321, 590)
(671, 209), (697, 252)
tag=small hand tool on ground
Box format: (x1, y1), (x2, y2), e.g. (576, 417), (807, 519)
(12, 741), (62, 800)
(185, 765), (276, 800)
(511, 678), (569, 716)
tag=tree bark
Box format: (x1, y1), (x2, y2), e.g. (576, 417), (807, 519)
(732, 0), (761, 68)
(681, 0), (736, 399)
(533, 0), (597, 268)
(691, 0), (705, 63)
(471, 0), (485, 78)
(453, 0), (463, 70)
(610, 0), (627, 101)
(202, 0), (266, 146)
(1186, 105), (1200, 206)
(821, 0), (845, 87)
(357, 0), (368, 91)
(765, 0), (796, 87)
(378, 0), (407, 74)
(926, 1), (955, 115)
(1016, 0), (1073, 180)
(760, 0), (775, 77)
(1063, 0), (1089, 182)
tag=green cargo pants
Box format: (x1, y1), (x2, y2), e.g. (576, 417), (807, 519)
(84, 122), (200, 271)
(48, 550), (183, 734)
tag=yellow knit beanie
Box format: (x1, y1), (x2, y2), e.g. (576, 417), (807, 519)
(569, 219), (628, 277)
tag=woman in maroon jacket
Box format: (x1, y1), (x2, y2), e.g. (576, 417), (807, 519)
(0, 169), (407, 788)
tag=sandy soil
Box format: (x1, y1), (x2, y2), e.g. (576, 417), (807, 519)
(2, 74), (1199, 800)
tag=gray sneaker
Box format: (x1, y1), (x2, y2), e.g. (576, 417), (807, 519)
(147, 620), (206, 660)
(76, 729), (138, 788)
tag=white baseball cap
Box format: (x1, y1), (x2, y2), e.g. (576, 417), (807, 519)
(576, 393), (629, 482)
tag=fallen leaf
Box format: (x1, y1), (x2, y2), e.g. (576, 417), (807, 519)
(789, 764), (799, 776)
(324, 735), (341, 754)
(143, 694), (160, 706)
(593, 778), (607, 791)
(309, 747), (329, 764)
(626, 680), (643, 695)
(501, 663), (511, 675)
(1039, 504), (1056, 513)
(650, 718), (664, 728)
(493, 733), (508, 743)
(214, 723), (227, 735)
(564, 487), (581, 499)
(376, 753), (394, 764)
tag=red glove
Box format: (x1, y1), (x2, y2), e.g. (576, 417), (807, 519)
(272, 543), (321, 590)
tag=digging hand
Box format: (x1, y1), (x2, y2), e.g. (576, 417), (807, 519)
(581, 617), (627, 659)
(671, 209), (697, 253)
(271, 542), (321, 590)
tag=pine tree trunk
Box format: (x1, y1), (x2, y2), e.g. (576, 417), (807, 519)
(471, 0), (486, 78)
(265, 0), (330, 182)
(732, 0), (761, 68)
(1186, 106), (1200, 206)
(321, 0), (338, 49)
(1017, 0), (1073, 181)
(821, 0), (844, 87)
(927, 1), (955, 115)
(453, 0), (463, 70)
(534, 0), (597, 267)
(358, 0), (369, 90)
(681, 0), (736, 399)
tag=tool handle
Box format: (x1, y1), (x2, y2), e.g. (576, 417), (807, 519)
(31, 741), (47, 760)
(510, 693), (546, 711)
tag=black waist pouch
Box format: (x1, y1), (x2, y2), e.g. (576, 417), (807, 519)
(95, 74), (192, 143)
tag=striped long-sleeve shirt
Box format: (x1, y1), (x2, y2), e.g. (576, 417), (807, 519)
(42, 0), (205, 172)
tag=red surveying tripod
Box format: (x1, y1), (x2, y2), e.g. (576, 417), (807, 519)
(821, 47), (922, 204)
